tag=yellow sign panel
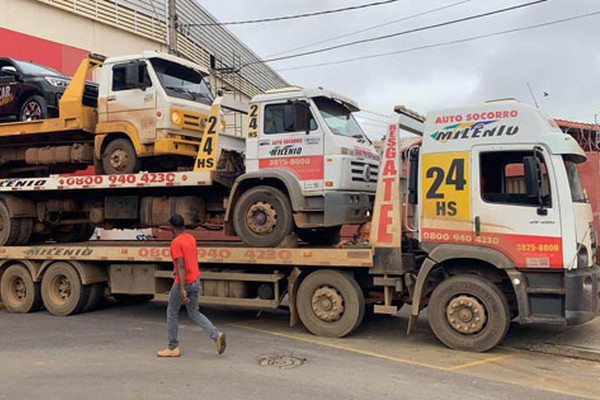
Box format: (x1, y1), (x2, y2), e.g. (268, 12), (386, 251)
(194, 99), (222, 172)
(247, 103), (259, 139)
(421, 152), (470, 222)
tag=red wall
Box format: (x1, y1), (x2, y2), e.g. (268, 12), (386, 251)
(0, 28), (89, 76)
(578, 152), (600, 234)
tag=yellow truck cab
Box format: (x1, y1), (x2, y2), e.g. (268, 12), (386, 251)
(95, 51), (214, 174)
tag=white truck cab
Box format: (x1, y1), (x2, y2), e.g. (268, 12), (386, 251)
(225, 87), (379, 246)
(407, 99), (599, 333)
(96, 51), (214, 174)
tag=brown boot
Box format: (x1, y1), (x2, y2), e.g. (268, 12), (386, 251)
(216, 332), (227, 355)
(157, 347), (180, 357)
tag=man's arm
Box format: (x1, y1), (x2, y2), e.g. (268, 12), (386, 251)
(175, 258), (190, 304)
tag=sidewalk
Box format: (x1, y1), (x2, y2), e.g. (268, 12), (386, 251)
(503, 317), (600, 361)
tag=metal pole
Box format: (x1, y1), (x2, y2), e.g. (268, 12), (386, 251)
(167, 0), (178, 55)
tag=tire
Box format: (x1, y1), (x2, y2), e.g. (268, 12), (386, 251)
(102, 138), (141, 175)
(53, 223), (95, 243)
(82, 283), (106, 312)
(233, 185), (294, 247)
(14, 218), (33, 245)
(297, 270), (365, 338)
(41, 262), (89, 316)
(0, 264), (42, 313)
(297, 226), (341, 245)
(0, 201), (21, 246)
(20, 95), (48, 121)
(93, 156), (105, 175)
(428, 274), (511, 352)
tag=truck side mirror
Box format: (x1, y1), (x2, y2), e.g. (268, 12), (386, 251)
(293, 101), (310, 134)
(523, 156), (540, 198)
(124, 62), (145, 91)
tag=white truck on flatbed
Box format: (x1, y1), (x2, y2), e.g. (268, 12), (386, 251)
(0, 100), (597, 352)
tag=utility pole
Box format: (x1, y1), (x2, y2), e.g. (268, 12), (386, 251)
(166, 0), (178, 55)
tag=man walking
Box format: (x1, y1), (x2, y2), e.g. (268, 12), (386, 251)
(157, 214), (226, 357)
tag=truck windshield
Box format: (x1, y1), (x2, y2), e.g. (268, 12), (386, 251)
(313, 97), (368, 141)
(563, 157), (585, 203)
(149, 58), (213, 105)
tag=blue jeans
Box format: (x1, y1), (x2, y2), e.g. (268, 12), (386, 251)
(167, 279), (219, 349)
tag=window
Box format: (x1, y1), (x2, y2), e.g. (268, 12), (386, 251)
(313, 96), (367, 140)
(112, 63), (151, 92)
(480, 151), (551, 207)
(149, 58), (213, 105)
(264, 103), (317, 134)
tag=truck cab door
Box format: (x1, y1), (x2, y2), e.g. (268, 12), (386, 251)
(106, 60), (156, 143)
(471, 145), (563, 269)
(252, 100), (324, 192)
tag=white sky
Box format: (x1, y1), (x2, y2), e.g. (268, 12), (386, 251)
(199, 0), (600, 139)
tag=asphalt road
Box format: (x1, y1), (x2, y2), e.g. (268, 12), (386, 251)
(1, 301), (598, 400)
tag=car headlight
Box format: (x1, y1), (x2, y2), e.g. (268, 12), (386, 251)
(45, 77), (71, 87)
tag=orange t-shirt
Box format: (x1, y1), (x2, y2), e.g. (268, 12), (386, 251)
(170, 232), (200, 284)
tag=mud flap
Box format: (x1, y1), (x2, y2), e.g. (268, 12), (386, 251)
(288, 267), (302, 328)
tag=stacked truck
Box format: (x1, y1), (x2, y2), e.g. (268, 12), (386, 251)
(0, 72), (597, 352)
(0, 52), (378, 246)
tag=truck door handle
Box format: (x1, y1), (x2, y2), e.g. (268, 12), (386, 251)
(475, 216), (481, 236)
(107, 95), (117, 102)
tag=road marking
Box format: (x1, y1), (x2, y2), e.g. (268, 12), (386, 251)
(230, 321), (595, 399)
(233, 322), (471, 371)
(445, 354), (513, 371)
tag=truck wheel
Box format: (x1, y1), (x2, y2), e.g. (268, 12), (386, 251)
(297, 226), (341, 245)
(41, 262), (89, 316)
(53, 223), (95, 243)
(0, 264), (42, 313)
(428, 274), (510, 352)
(0, 201), (21, 246)
(20, 95), (48, 121)
(233, 185), (293, 247)
(82, 283), (106, 312)
(102, 138), (141, 175)
(297, 270), (365, 337)
(15, 218), (34, 245)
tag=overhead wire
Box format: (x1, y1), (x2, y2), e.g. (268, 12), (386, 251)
(265, 0), (471, 58)
(180, 0), (402, 27)
(274, 10), (600, 72)
(241, 0), (548, 68)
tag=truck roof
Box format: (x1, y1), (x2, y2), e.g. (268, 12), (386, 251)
(421, 100), (586, 161)
(253, 87), (360, 112)
(104, 51), (209, 77)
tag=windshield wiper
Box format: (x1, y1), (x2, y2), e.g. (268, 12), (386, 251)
(165, 86), (197, 100)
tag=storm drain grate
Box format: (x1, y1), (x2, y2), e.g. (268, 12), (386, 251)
(258, 355), (306, 369)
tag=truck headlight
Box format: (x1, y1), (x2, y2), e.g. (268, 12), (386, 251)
(577, 245), (589, 269)
(171, 110), (183, 126)
(45, 77), (70, 87)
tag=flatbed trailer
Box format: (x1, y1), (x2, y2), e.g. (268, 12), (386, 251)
(1, 101), (599, 353)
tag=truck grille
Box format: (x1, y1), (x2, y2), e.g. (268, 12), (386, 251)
(182, 113), (207, 133)
(350, 160), (378, 183)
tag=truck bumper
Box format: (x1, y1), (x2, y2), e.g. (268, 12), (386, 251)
(323, 191), (373, 226)
(565, 265), (600, 325)
(510, 266), (599, 326)
(153, 137), (200, 157)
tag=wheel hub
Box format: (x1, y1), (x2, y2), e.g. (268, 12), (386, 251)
(246, 201), (277, 235)
(446, 295), (487, 334)
(22, 102), (42, 121)
(55, 276), (71, 302)
(311, 287), (344, 322)
(12, 277), (26, 301)
(110, 149), (129, 170)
